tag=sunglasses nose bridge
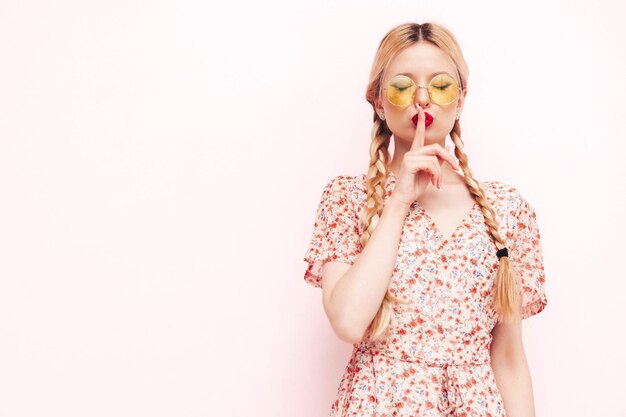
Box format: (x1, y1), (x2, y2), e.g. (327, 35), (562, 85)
(414, 85), (431, 106)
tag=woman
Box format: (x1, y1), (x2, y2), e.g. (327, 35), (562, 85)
(303, 22), (548, 416)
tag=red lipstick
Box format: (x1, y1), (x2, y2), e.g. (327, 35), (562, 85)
(412, 112), (434, 127)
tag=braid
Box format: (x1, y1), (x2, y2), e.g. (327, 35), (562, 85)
(450, 121), (520, 321)
(360, 118), (411, 342)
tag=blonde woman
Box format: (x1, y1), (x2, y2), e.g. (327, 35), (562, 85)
(303, 22), (548, 416)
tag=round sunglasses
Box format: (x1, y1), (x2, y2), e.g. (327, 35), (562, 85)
(381, 72), (462, 107)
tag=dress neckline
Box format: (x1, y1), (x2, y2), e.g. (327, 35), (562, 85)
(420, 202), (481, 245)
(362, 172), (483, 246)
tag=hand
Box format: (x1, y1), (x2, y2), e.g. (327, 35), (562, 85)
(389, 103), (461, 208)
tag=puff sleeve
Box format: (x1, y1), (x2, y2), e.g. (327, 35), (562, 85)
(303, 175), (363, 289)
(507, 189), (548, 319)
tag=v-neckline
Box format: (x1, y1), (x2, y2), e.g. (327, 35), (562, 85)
(384, 171), (481, 245)
(416, 201), (480, 244)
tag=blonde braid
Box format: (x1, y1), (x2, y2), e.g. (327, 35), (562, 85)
(449, 121), (520, 321)
(360, 118), (411, 342)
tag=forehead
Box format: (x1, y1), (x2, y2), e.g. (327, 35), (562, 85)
(383, 42), (457, 83)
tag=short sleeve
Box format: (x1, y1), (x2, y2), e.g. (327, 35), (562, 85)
(303, 175), (363, 289)
(507, 190), (548, 319)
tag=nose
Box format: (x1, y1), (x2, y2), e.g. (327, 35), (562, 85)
(415, 86), (430, 108)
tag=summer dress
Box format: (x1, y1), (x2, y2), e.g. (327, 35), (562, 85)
(302, 172), (548, 417)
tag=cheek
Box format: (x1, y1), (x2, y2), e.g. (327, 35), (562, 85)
(436, 108), (456, 123)
(429, 113), (456, 132)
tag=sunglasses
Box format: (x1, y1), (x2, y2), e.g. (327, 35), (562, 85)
(381, 72), (462, 107)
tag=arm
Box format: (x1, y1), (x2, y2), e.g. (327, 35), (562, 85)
(490, 314), (537, 417)
(488, 187), (548, 416)
(322, 197), (410, 343)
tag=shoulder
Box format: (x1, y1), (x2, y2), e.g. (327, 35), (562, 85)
(321, 174), (363, 197)
(484, 181), (536, 229)
(479, 180), (526, 210)
(318, 174), (364, 209)
(322, 174), (361, 190)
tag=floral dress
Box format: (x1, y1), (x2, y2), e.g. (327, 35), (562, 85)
(302, 173), (548, 417)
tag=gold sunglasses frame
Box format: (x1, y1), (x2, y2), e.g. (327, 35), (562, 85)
(381, 72), (463, 107)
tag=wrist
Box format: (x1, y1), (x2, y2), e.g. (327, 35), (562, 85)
(386, 196), (412, 215)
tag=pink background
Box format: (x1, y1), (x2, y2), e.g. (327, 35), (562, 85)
(0, 1), (624, 416)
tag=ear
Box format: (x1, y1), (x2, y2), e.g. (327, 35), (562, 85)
(456, 88), (467, 115)
(374, 96), (385, 116)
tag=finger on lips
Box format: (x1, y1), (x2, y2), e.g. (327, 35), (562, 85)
(411, 104), (460, 171)
(411, 105), (425, 150)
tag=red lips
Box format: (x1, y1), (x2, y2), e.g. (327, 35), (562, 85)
(412, 112), (434, 127)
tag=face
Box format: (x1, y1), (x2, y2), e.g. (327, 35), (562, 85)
(375, 42), (467, 144)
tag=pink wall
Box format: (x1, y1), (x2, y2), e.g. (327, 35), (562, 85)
(0, 1), (624, 416)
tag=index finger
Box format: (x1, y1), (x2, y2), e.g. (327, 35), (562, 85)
(410, 103), (425, 151)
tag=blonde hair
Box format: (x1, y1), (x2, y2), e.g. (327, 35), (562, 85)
(361, 22), (521, 342)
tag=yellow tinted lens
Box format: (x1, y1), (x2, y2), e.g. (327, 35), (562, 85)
(429, 74), (459, 105)
(386, 75), (416, 106)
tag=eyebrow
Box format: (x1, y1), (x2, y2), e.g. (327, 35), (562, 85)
(395, 70), (452, 78)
